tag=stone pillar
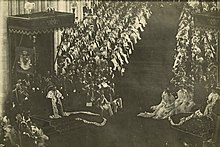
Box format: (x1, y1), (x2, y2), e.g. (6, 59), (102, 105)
(79, 1), (84, 21)
(0, 1), (10, 116)
(70, 1), (84, 21)
(218, 32), (220, 88)
(53, 0), (66, 74)
(217, 2), (220, 88)
(218, 1), (220, 10)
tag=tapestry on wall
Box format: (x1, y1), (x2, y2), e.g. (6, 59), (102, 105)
(15, 47), (35, 74)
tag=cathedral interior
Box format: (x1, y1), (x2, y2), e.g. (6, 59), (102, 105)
(0, 0), (220, 147)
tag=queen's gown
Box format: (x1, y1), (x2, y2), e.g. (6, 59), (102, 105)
(138, 91), (175, 119)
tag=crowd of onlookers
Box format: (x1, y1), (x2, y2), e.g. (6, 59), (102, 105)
(0, 114), (48, 147)
(1, 75), (50, 146)
(171, 1), (218, 89)
(3, 1), (220, 146)
(56, 1), (152, 115)
(138, 0), (220, 121)
(2, 2), (152, 145)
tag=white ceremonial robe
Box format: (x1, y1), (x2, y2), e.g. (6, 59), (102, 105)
(111, 55), (120, 71)
(204, 92), (220, 116)
(47, 90), (64, 118)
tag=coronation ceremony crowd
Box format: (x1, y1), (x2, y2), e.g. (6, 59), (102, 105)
(55, 1), (152, 117)
(138, 1), (220, 120)
(1, 2), (152, 146)
(1, 1), (220, 147)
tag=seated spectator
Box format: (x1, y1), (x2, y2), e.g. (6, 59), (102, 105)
(138, 88), (175, 119)
(112, 97), (123, 113)
(1, 116), (19, 147)
(94, 91), (113, 117)
(30, 125), (49, 147)
(204, 86), (220, 117)
(175, 85), (195, 114)
(17, 114), (49, 147)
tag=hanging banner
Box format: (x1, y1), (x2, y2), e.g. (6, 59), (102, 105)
(15, 47), (35, 74)
(193, 12), (220, 30)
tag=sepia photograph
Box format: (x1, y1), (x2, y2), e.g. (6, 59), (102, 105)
(0, 0), (220, 147)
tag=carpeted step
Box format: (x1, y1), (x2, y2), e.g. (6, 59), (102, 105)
(31, 115), (58, 136)
(43, 125), (58, 135)
(55, 122), (86, 134)
(31, 115), (51, 127)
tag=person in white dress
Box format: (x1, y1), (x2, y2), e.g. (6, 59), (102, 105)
(175, 85), (195, 114)
(138, 88), (175, 119)
(204, 87), (220, 117)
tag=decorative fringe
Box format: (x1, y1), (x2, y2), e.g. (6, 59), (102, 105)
(67, 111), (107, 127)
(75, 117), (107, 127)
